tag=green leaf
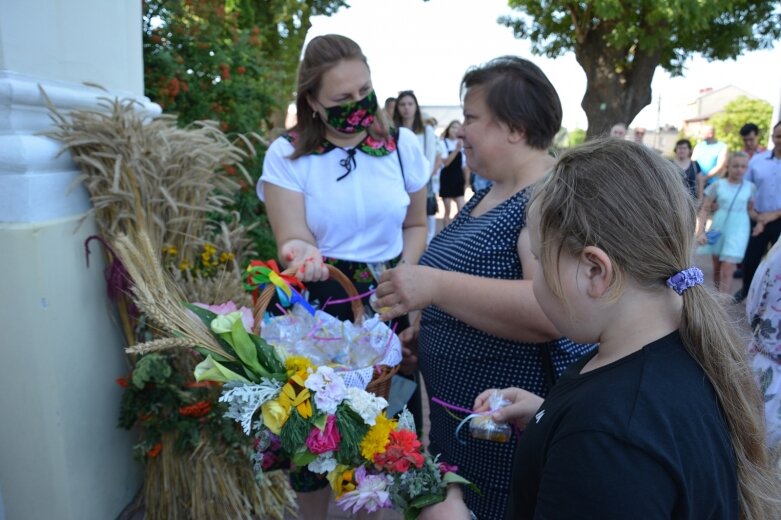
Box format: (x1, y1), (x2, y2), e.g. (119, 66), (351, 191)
(408, 492), (445, 509)
(280, 409), (310, 455)
(249, 333), (286, 376)
(442, 472), (481, 495)
(194, 354), (250, 383)
(292, 449), (317, 467)
(183, 302), (218, 327)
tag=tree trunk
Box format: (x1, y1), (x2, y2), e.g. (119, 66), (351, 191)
(575, 29), (661, 139)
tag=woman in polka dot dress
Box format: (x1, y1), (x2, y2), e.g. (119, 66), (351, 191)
(375, 57), (596, 519)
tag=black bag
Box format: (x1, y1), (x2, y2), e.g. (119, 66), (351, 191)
(426, 193), (438, 216)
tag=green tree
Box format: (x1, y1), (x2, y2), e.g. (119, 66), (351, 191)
(501, 1), (781, 138)
(710, 96), (774, 152)
(142, 0), (347, 260)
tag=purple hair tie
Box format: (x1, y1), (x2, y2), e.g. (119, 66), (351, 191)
(665, 267), (704, 295)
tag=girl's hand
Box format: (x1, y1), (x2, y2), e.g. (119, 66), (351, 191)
(418, 486), (471, 520)
(752, 222), (765, 237)
(375, 265), (438, 321)
(474, 387), (544, 430)
(279, 239), (329, 282)
(696, 233), (708, 246)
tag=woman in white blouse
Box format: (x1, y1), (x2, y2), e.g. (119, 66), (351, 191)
(257, 34), (428, 519)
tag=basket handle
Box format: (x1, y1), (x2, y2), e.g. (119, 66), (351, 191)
(252, 263), (365, 335)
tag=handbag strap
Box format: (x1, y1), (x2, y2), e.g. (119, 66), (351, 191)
(713, 180), (744, 230)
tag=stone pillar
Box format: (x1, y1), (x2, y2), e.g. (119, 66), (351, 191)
(0, 1), (159, 518)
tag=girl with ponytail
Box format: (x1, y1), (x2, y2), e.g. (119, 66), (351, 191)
(419, 139), (779, 519)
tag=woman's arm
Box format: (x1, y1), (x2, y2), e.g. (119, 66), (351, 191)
(262, 182), (329, 281)
(401, 188), (428, 265)
(442, 141), (462, 167)
(375, 228), (559, 342)
(695, 195), (715, 236)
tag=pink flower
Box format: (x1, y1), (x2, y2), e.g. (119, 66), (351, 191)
(336, 466), (391, 514)
(360, 115), (374, 127)
(192, 301), (254, 332)
(305, 415), (341, 454)
(347, 109), (367, 126)
(439, 462), (459, 474)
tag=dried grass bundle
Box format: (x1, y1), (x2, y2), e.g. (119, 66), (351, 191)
(143, 433), (296, 520)
(112, 232), (233, 360)
(41, 89), (259, 269)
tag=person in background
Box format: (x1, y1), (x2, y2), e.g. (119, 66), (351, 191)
(420, 139), (779, 520)
(394, 91), (438, 245)
(672, 138), (700, 200)
(438, 120), (468, 227)
(632, 126), (646, 144)
(610, 122), (627, 138)
(736, 121), (781, 302)
(740, 122), (766, 159)
(746, 238), (781, 449)
(383, 96), (396, 122)
(695, 152), (754, 295)
(257, 34), (429, 519)
(692, 124), (728, 199)
(375, 56), (596, 519)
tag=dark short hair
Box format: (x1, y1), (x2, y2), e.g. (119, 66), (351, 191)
(460, 56), (562, 150)
(675, 139), (692, 150)
(740, 123), (759, 136)
(384, 97), (396, 106)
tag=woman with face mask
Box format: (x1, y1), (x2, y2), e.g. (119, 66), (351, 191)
(257, 34), (429, 519)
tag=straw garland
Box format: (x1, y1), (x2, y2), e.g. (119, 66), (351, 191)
(44, 88), (294, 518)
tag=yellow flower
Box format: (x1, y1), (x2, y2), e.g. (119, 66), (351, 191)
(219, 252), (235, 263)
(261, 399), (290, 435)
(360, 413), (397, 461)
(179, 260), (192, 271)
(327, 465), (356, 498)
(162, 245), (177, 256)
(285, 356), (314, 376)
(278, 381), (312, 419)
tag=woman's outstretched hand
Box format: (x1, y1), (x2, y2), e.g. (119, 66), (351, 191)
(279, 239), (329, 282)
(474, 387), (544, 430)
(375, 265), (438, 321)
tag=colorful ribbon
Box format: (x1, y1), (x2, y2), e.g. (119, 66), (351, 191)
(245, 259), (315, 315)
(431, 396), (492, 445)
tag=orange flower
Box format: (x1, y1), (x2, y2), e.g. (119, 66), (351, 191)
(178, 401), (213, 418)
(147, 443), (162, 458)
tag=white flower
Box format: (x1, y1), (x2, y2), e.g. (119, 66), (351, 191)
(304, 366), (348, 414)
(307, 451), (337, 474)
(219, 379), (282, 434)
(345, 387), (388, 426)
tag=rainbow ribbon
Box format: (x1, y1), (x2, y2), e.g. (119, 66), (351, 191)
(244, 259), (315, 315)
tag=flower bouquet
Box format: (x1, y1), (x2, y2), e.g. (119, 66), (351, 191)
(184, 269), (472, 519)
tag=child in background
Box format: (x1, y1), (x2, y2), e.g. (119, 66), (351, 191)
(696, 151), (754, 294)
(420, 139), (778, 520)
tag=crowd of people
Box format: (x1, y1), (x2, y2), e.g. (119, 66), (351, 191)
(257, 34), (780, 519)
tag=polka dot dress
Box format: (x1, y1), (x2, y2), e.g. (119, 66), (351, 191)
(418, 187), (596, 519)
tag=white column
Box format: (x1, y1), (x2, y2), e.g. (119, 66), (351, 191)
(0, 2), (160, 518)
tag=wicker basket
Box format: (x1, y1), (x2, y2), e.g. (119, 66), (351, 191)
(252, 264), (398, 399)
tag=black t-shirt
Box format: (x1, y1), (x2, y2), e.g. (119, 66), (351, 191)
(506, 332), (738, 519)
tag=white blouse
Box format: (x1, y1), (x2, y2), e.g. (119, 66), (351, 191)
(257, 127), (429, 263)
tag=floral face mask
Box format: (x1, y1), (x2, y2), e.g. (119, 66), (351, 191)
(321, 90), (378, 134)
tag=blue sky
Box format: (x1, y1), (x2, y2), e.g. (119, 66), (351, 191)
(307, 0), (781, 131)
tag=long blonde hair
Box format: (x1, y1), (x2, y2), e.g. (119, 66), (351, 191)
(530, 138), (779, 519)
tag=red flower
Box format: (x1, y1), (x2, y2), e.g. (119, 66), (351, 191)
(115, 376), (130, 388)
(237, 66), (246, 75)
(224, 164), (237, 176)
(179, 401), (213, 418)
(373, 429), (424, 473)
(147, 442), (162, 458)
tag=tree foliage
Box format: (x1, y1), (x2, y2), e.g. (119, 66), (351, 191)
(710, 96), (774, 152)
(501, 1), (781, 137)
(142, 0), (347, 259)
